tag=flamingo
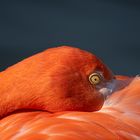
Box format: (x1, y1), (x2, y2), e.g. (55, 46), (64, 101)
(0, 46), (139, 140)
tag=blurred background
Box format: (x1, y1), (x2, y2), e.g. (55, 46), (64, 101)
(0, 0), (140, 75)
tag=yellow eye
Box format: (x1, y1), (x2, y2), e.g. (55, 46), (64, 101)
(89, 73), (102, 85)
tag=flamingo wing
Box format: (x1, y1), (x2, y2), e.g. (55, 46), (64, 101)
(0, 77), (140, 140)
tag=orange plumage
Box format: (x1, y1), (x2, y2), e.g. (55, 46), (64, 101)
(0, 46), (139, 140)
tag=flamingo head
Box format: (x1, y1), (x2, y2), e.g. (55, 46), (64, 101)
(31, 46), (115, 112)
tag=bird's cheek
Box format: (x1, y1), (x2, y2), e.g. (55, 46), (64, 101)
(96, 91), (105, 109)
(88, 89), (105, 111)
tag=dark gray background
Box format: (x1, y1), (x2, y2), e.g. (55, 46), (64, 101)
(0, 0), (140, 76)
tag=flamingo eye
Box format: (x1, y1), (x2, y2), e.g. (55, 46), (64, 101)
(89, 73), (102, 85)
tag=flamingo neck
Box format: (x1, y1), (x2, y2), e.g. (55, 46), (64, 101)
(0, 72), (24, 119)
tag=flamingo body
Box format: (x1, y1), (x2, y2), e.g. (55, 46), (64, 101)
(0, 46), (139, 140)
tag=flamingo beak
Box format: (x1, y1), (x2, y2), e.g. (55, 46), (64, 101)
(99, 78), (131, 99)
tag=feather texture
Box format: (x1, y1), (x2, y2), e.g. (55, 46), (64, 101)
(0, 46), (139, 140)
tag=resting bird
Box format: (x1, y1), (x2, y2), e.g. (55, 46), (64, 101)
(0, 46), (139, 140)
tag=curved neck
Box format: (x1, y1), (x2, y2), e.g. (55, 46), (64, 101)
(0, 71), (22, 119)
